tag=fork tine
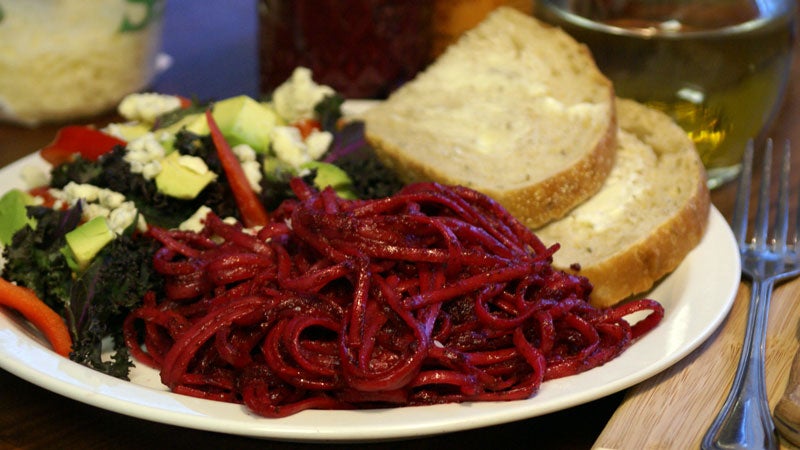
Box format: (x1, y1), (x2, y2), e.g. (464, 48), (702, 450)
(775, 139), (791, 252)
(732, 140), (755, 248)
(753, 139), (774, 251)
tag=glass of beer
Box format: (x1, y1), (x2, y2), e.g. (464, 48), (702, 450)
(534, 0), (797, 189)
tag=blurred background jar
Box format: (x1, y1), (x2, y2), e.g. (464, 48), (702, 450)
(0, 0), (166, 127)
(431, 0), (531, 57)
(534, 0), (797, 189)
(258, 0), (435, 99)
(257, 0), (531, 99)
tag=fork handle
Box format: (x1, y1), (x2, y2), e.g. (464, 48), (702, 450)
(774, 340), (800, 446)
(701, 279), (779, 450)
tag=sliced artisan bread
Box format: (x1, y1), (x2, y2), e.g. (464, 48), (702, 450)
(534, 98), (711, 308)
(362, 7), (617, 228)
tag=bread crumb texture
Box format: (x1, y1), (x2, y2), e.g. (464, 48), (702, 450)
(363, 7), (617, 227)
(536, 99), (710, 307)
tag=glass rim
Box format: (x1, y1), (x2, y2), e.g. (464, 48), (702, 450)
(540, 1), (797, 39)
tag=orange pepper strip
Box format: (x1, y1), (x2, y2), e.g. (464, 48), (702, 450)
(0, 278), (72, 357)
(205, 109), (270, 228)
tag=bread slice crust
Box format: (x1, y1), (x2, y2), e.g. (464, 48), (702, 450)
(363, 7), (617, 228)
(535, 99), (711, 307)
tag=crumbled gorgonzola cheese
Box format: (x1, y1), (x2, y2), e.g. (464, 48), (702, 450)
(179, 206), (213, 232)
(305, 129), (334, 161)
(49, 182), (142, 235)
(118, 93), (183, 123)
(20, 165), (50, 189)
(271, 126), (334, 169)
(124, 133), (166, 180)
(232, 144), (262, 193)
(106, 201), (143, 235)
(271, 67), (335, 123)
(271, 126), (307, 168)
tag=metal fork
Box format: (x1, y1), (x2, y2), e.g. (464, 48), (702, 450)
(702, 139), (800, 450)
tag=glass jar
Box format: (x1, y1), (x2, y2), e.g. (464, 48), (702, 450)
(258, 0), (434, 99)
(0, 0), (165, 126)
(534, 0), (797, 188)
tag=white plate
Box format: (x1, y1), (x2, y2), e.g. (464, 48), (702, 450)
(0, 151), (740, 443)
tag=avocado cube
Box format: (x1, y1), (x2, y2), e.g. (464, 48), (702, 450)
(65, 216), (114, 268)
(180, 96), (282, 154)
(155, 152), (218, 199)
(159, 113), (203, 136)
(0, 189), (36, 246)
(108, 122), (151, 142)
(301, 161), (357, 199)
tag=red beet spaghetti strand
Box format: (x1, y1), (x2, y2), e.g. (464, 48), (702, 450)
(125, 181), (664, 417)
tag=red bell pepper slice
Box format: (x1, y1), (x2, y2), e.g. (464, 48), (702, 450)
(39, 125), (126, 166)
(27, 186), (59, 209)
(292, 118), (322, 140)
(176, 95), (194, 109)
(205, 109), (270, 228)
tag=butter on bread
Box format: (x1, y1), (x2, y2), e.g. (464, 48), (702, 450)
(362, 7), (617, 229)
(535, 99), (710, 307)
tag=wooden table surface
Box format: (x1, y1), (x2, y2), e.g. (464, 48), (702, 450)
(1, 2), (800, 449)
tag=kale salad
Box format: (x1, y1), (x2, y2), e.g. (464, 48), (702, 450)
(0, 68), (402, 379)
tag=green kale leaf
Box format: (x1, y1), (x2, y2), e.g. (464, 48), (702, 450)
(49, 134), (239, 229)
(67, 232), (163, 379)
(4, 205), (82, 309)
(3, 205), (163, 379)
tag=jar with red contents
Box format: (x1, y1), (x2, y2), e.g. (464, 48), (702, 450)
(258, 0), (434, 99)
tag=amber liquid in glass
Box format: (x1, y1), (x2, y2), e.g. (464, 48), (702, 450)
(535, 0), (796, 188)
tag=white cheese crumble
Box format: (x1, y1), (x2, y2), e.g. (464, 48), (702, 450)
(61, 182), (102, 203)
(82, 203), (111, 220)
(107, 202), (140, 235)
(103, 122), (128, 140)
(305, 129), (334, 160)
(97, 189), (126, 209)
(271, 126), (307, 168)
(232, 144), (263, 193)
(20, 165), (50, 189)
(179, 206), (212, 232)
(118, 93), (183, 123)
(124, 132), (166, 180)
(49, 182), (142, 235)
(271, 67), (335, 123)
(271, 126), (334, 169)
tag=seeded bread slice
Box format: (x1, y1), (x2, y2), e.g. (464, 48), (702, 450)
(362, 7), (617, 228)
(534, 99), (711, 308)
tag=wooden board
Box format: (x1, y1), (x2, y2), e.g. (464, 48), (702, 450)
(595, 39), (800, 447)
(593, 280), (800, 449)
